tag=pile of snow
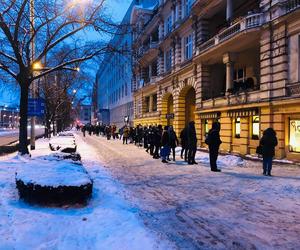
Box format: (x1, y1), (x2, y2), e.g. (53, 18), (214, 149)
(16, 158), (91, 188)
(175, 147), (244, 168)
(49, 134), (76, 152)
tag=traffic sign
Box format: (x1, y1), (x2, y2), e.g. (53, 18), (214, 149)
(28, 98), (45, 117)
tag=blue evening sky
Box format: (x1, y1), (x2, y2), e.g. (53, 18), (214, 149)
(0, 0), (132, 107)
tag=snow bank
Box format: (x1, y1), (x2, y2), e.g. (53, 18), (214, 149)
(15, 159), (91, 187)
(0, 135), (172, 249)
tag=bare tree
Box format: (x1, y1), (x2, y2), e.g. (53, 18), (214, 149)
(0, 0), (128, 154)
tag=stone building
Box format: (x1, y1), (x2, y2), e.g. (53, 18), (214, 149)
(131, 0), (300, 161)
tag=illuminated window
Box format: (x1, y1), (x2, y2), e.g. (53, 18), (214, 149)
(252, 116), (260, 140)
(203, 119), (209, 137)
(289, 119), (300, 153)
(235, 117), (241, 138)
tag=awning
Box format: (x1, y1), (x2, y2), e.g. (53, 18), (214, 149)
(227, 108), (259, 118)
(199, 112), (221, 119)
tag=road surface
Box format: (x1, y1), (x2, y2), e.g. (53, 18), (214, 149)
(0, 128), (44, 146)
(77, 133), (300, 250)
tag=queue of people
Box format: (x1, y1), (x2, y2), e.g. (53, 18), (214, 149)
(77, 122), (278, 176)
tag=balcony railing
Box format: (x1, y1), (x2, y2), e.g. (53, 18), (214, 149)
(285, 0), (300, 13)
(198, 13), (264, 53)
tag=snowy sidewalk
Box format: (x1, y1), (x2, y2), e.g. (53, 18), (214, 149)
(0, 138), (173, 250)
(81, 133), (300, 250)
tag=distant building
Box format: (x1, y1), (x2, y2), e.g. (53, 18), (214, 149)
(78, 105), (92, 125)
(96, 0), (157, 128)
(0, 106), (20, 128)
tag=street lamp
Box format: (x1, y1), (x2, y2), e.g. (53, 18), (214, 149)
(30, 0), (36, 150)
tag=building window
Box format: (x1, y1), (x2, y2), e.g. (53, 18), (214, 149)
(152, 94), (157, 112)
(165, 14), (172, 35)
(183, 0), (194, 17)
(252, 116), (260, 140)
(235, 117), (241, 138)
(184, 34), (193, 60)
(165, 48), (172, 72)
(145, 96), (150, 113)
(289, 119), (300, 153)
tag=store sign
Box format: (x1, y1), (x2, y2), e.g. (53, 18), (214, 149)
(290, 120), (300, 153)
(166, 113), (175, 119)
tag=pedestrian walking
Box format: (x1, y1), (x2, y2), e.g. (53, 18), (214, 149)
(205, 121), (222, 172)
(259, 128), (278, 176)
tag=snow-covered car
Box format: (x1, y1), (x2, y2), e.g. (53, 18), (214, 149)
(49, 136), (76, 152)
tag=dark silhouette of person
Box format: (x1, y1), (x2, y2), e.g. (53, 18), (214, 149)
(206, 122), (222, 172)
(187, 121), (198, 165)
(259, 128), (278, 176)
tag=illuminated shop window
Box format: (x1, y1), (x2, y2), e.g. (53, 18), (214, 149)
(290, 119), (300, 153)
(204, 119), (209, 137)
(235, 117), (241, 138)
(252, 116), (260, 140)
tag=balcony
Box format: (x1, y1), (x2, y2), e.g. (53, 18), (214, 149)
(137, 41), (159, 60)
(285, 0), (300, 13)
(198, 13), (264, 54)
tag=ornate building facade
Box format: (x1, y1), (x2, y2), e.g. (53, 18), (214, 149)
(131, 0), (300, 161)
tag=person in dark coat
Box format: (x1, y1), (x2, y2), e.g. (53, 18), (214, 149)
(161, 126), (170, 163)
(259, 128), (278, 176)
(180, 127), (188, 161)
(153, 125), (162, 159)
(187, 121), (198, 165)
(206, 121), (222, 172)
(168, 126), (179, 161)
(146, 126), (154, 155)
(81, 125), (86, 137)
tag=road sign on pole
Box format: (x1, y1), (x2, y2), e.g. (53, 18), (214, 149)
(28, 98), (45, 117)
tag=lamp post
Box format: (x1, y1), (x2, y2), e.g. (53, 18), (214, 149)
(30, 0), (36, 150)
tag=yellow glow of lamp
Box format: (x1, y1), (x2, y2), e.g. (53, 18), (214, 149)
(32, 61), (42, 70)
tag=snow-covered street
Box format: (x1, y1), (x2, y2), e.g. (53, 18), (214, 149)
(80, 133), (300, 250)
(0, 137), (173, 250)
(0, 133), (300, 250)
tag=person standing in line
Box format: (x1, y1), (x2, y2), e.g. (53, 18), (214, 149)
(180, 127), (188, 161)
(187, 121), (198, 165)
(205, 121), (222, 172)
(168, 126), (179, 161)
(259, 128), (278, 176)
(123, 125), (129, 144)
(161, 126), (171, 163)
(153, 125), (162, 159)
(81, 125), (86, 137)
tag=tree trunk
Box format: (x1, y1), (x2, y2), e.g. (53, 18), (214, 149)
(19, 83), (29, 155)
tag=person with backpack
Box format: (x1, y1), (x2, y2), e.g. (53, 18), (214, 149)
(205, 121), (222, 172)
(259, 128), (278, 176)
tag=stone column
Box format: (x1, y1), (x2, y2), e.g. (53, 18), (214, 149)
(158, 49), (164, 75)
(226, 0), (233, 22)
(223, 53), (236, 93)
(159, 19), (164, 41)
